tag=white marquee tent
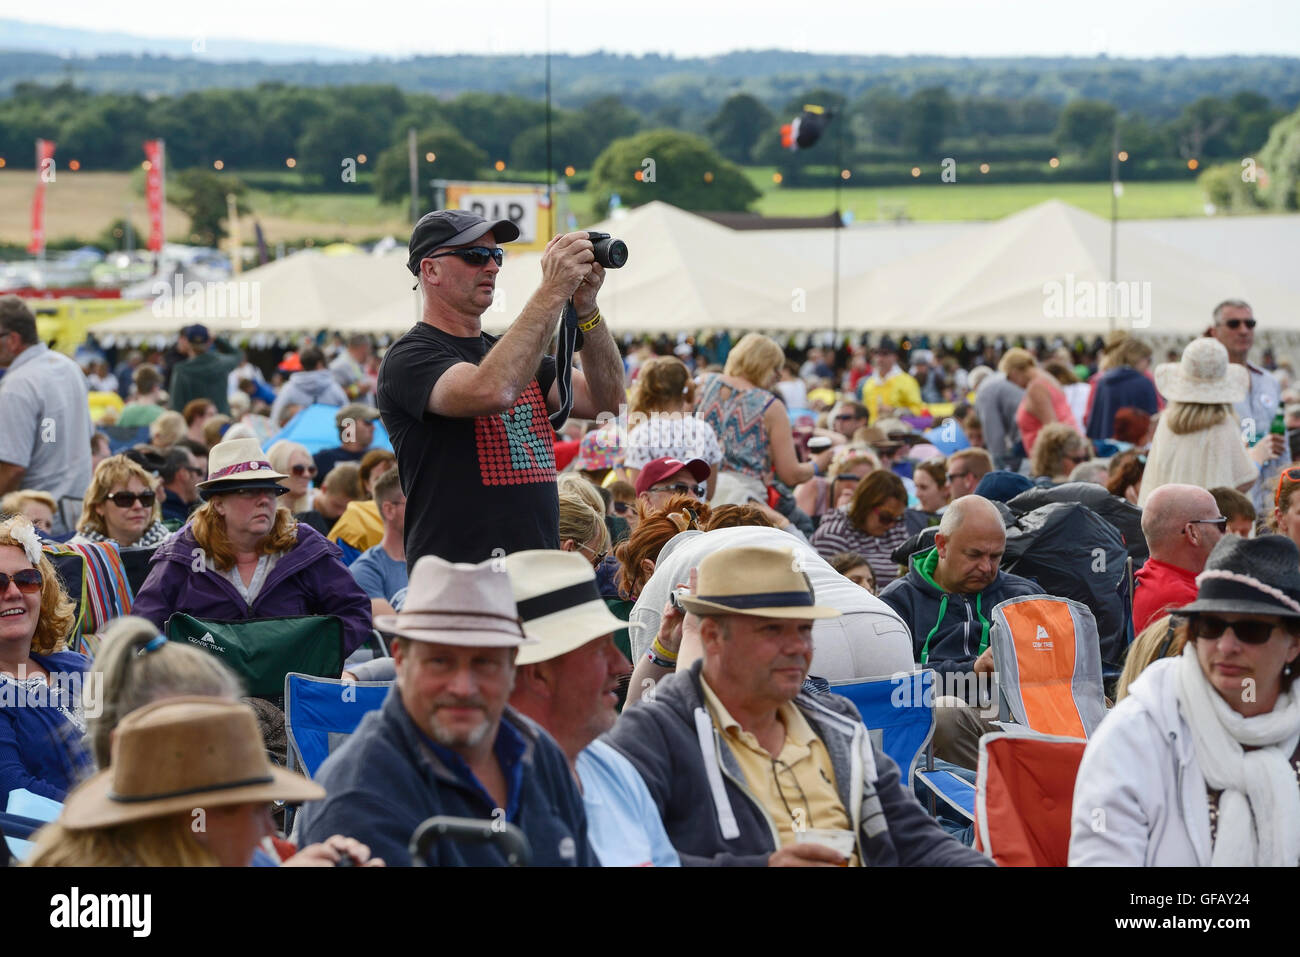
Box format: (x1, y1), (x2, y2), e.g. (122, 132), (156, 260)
(88, 199), (1299, 346)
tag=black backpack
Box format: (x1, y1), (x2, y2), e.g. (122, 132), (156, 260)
(1001, 501), (1130, 673)
(1008, 482), (1147, 568)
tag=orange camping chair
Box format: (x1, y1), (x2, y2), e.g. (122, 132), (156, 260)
(989, 594), (1107, 739)
(973, 731), (1087, 867)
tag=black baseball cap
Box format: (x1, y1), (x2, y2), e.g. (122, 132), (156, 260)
(407, 210), (521, 276)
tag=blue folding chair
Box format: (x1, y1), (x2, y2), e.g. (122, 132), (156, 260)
(282, 672), (391, 833)
(828, 671), (936, 787)
(3, 795), (59, 862)
(829, 670), (976, 822)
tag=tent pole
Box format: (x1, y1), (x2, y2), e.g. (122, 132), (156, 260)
(832, 106), (843, 341)
(1109, 120), (1119, 335)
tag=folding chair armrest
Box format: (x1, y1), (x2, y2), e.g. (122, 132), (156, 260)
(0, 811), (48, 841)
(915, 769), (976, 822)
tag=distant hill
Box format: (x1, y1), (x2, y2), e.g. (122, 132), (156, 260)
(0, 17), (364, 62)
(0, 28), (1297, 121)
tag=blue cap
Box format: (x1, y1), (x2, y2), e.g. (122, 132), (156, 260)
(182, 324), (211, 343)
(974, 470), (1034, 503)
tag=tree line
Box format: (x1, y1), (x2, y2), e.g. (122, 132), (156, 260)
(0, 80), (1285, 182)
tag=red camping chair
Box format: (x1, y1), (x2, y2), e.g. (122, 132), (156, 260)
(973, 731), (1087, 867)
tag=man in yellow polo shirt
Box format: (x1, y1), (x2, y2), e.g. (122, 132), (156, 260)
(604, 545), (990, 867)
(859, 340), (924, 423)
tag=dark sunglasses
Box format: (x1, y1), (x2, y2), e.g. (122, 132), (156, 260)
(651, 483), (705, 498)
(1185, 517), (1228, 534)
(946, 471), (969, 483)
(1189, 614), (1286, 645)
(0, 569), (43, 594)
(1223, 318), (1256, 330)
(104, 491), (156, 508)
(874, 507), (905, 526)
(613, 501), (634, 514)
(428, 246), (504, 267)
(291, 464), (318, 477)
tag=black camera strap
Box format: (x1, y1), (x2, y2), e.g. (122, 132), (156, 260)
(549, 297), (583, 431)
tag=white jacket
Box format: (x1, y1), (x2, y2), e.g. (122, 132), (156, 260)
(1069, 657), (1213, 866)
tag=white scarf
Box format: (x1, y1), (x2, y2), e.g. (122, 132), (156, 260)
(1174, 644), (1300, 866)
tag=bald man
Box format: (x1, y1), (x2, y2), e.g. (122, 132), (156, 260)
(1132, 484), (1226, 632)
(879, 495), (1040, 769)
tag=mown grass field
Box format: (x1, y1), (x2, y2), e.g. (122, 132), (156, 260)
(0, 167), (1211, 249)
(745, 173), (1208, 222)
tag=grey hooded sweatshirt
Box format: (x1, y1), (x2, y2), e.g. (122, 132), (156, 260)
(270, 368), (349, 423)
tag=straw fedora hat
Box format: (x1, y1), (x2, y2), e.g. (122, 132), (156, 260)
(1154, 337), (1248, 405)
(374, 554), (538, 648)
(60, 697), (324, 830)
(197, 437), (290, 500)
(677, 545), (841, 619)
(504, 550), (628, 666)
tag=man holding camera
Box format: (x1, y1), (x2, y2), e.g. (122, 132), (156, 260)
(378, 210), (625, 566)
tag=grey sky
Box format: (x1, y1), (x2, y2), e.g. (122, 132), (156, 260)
(2, 0), (1298, 58)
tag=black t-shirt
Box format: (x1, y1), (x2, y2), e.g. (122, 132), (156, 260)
(377, 322), (559, 565)
(295, 510), (335, 537)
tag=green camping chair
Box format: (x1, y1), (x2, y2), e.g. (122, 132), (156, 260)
(165, 613), (345, 701)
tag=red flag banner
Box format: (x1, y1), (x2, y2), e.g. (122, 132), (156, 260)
(28, 139), (56, 255)
(143, 139), (166, 252)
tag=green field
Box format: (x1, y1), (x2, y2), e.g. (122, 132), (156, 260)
(748, 177), (1207, 222)
(0, 166), (1213, 249)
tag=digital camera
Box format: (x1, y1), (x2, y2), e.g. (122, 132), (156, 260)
(587, 231), (629, 269)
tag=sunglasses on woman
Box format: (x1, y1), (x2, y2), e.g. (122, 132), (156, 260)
(291, 464), (318, 477)
(874, 507), (905, 526)
(104, 491), (156, 508)
(612, 501), (634, 515)
(428, 246), (505, 268)
(0, 569), (43, 594)
(1189, 614), (1288, 645)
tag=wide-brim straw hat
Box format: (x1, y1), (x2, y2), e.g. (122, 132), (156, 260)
(60, 697), (324, 830)
(1177, 534), (1300, 619)
(196, 436), (290, 499)
(374, 554), (538, 648)
(678, 545), (841, 619)
(1154, 337), (1248, 405)
(504, 550), (628, 666)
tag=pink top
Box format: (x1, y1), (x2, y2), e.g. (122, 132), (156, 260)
(1016, 375), (1080, 454)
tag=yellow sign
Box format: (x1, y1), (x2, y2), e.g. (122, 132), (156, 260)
(442, 181), (554, 252)
(29, 298), (143, 354)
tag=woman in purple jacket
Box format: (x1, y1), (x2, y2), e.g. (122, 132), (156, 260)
(131, 438), (372, 657)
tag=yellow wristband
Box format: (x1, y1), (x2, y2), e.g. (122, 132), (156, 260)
(650, 637), (679, 663)
(577, 310), (603, 333)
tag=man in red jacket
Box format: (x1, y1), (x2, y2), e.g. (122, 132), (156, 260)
(1133, 484), (1226, 633)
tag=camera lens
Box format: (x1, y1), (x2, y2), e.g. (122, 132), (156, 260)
(592, 237), (628, 269)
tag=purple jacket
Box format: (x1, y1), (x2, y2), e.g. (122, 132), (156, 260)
(132, 522), (372, 656)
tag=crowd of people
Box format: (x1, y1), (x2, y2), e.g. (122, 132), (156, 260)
(2, 211), (1299, 869)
